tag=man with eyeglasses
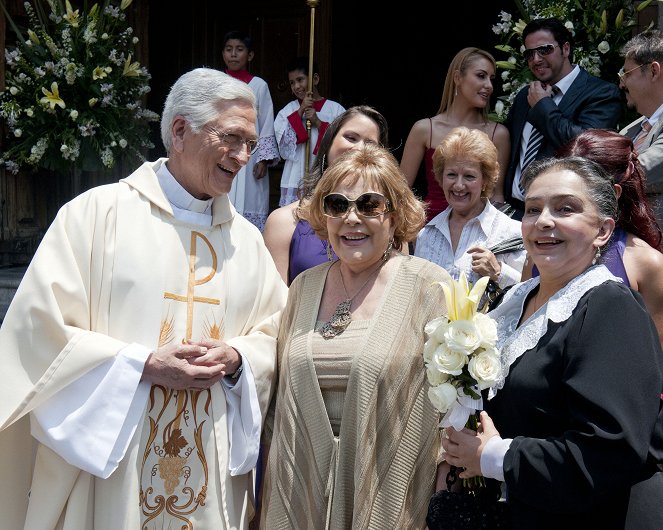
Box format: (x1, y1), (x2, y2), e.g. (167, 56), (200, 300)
(619, 30), (663, 227)
(503, 17), (621, 220)
(0, 68), (287, 529)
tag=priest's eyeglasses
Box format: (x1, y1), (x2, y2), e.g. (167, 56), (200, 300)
(523, 43), (559, 61)
(322, 192), (392, 218)
(208, 127), (259, 155)
(618, 62), (652, 81)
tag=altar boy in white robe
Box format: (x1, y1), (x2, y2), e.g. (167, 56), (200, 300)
(0, 68), (287, 530)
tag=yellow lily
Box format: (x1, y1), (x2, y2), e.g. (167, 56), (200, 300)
(122, 55), (141, 77)
(434, 271), (489, 321)
(40, 82), (65, 109)
(92, 66), (108, 80)
(63, 0), (80, 28)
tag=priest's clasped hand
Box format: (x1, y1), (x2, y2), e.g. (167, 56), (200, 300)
(142, 339), (240, 390)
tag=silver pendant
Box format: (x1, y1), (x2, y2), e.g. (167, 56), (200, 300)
(320, 299), (352, 339)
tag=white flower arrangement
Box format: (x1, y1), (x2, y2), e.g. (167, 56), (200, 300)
(490, 0), (654, 121)
(423, 271), (500, 432)
(0, 0), (159, 174)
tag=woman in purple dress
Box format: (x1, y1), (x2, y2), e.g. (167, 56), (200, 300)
(263, 106), (389, 284)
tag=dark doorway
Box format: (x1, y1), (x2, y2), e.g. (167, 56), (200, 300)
(147, 1), (516, 207)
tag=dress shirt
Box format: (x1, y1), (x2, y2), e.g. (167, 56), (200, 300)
(512, 65), (581, 201)
(414, 201), (524, 288)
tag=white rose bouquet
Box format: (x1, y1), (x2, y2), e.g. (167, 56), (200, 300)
(424, 271), (501, 491)
(424, 270), (500, 431)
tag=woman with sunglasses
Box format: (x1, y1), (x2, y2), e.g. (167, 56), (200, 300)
(260, 143), (449, 529)
(263, 106), (389, 284)
(415, 127), (525, 303)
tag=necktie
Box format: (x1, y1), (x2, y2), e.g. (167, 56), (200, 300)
(518, 86), (560, 194)
(633, 120), (652, 152)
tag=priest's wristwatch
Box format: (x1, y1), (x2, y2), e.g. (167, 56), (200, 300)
(228, 362), (243, 381)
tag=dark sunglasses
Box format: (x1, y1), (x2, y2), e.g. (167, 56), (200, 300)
(523, 43), (559, 62)
(322, 192), (391, 218)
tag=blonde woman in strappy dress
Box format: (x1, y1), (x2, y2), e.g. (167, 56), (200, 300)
(401, 47), (510, 222)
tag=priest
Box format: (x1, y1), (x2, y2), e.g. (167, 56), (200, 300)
(0, 68), (287, 529)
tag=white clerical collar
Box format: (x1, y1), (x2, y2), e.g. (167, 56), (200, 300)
(156, 163), (213, 225)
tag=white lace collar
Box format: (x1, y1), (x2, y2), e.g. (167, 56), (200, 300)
(487, 265), (620, 399)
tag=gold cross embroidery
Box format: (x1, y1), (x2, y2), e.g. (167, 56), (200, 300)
(164, 230), (220, 340)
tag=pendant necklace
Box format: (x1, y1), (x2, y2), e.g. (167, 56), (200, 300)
(319, 260), (385, 339)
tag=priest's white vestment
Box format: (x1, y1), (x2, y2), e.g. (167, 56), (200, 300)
(0, 159), (287, 529)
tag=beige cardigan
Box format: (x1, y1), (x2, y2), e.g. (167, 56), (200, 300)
(261, 255), (448, 529)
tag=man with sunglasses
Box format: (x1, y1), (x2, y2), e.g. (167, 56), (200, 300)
(503, 17), (621, 220)
(619, 30), (663, 227)
(0, 68), (287, 529)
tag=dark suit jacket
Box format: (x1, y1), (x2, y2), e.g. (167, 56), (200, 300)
(504, 68), (622, 204)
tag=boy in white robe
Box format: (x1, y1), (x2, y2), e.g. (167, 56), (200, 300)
(274, 56), (345, 206)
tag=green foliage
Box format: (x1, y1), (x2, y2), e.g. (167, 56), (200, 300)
(0, 0), (159, 174)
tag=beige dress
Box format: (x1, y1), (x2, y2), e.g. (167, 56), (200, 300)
(261, 254), (449, 530)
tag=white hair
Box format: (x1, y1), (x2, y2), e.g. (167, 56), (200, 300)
(160, 68), (256, 153)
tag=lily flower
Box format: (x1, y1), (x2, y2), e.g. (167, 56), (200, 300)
(63, 1), (80, 28)
(122, 55), (141, 77)
(40, 82), (65, 109)
(121, 0), (133, 9)
(92, 66), (108, 80)
(434, 271), (489, 321)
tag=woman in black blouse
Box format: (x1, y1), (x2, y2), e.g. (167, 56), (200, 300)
(442, 157), (663, 529)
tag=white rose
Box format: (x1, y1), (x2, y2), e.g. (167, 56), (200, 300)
(423, 337), (439, 363)
(474, 312), (498, 347)
(445, 320), (481, 353)
(501, 70), (510, 81)
(9, 86), (18, 95)
(597, 41), (610, 54)
(425, 316), (448, 338)
(495, 100), (505, 117)
(468, 349), (501, 390)
(564, 21), (574, 30)
(101, 33), (109, 39)
(14, 129), (22, 137)
(508, 56), (517, 65)
(428, 382), (458, 413)
(25, 108), (34, 117)
(70, 110), (78, 120)
(119, 138), (127, 148)
(431, 342), (468, 376)
(426, 365), (450, 386)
